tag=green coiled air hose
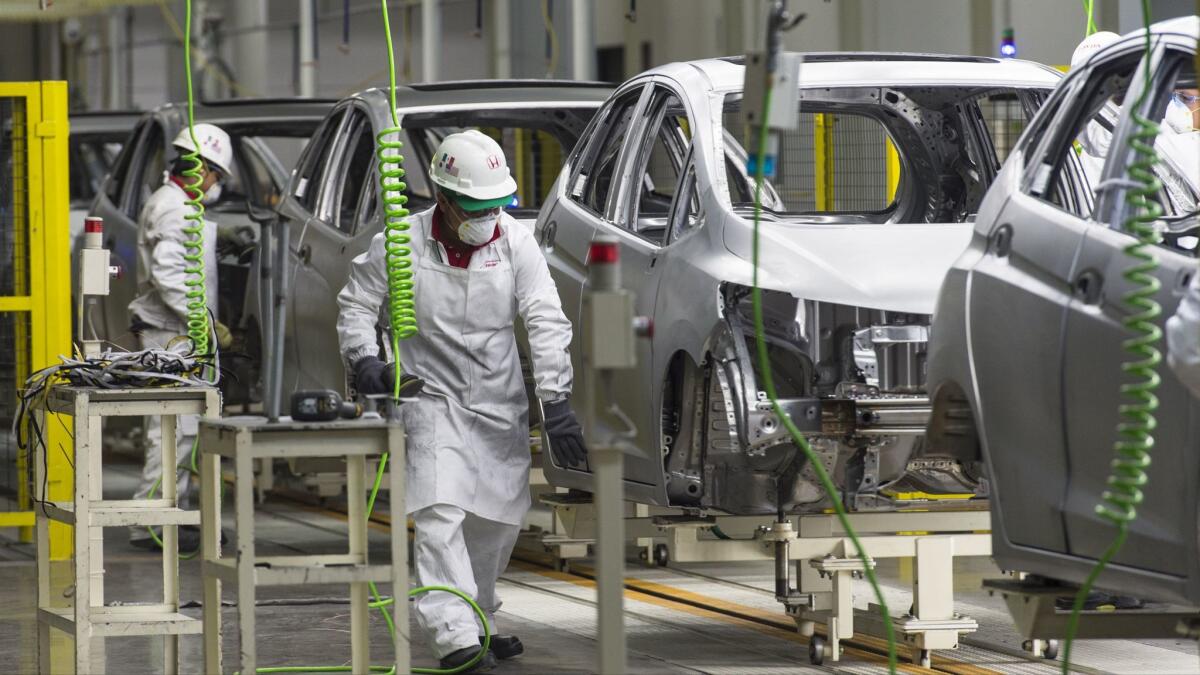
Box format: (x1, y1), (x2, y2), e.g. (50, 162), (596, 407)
(377, 0), (419, 398)
(1061, 1), (1164, 670)
(180, 0), (211, 357)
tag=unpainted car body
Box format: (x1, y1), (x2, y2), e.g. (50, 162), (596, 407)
(927, 17), (1200, 605)
(264, 81), (610, 399)
(68, 110), (140, 243)
(85, 98), (333, 404)
(539, 53), (1062, 516)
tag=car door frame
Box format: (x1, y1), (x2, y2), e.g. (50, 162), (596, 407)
(1059, 40), (1200, 580)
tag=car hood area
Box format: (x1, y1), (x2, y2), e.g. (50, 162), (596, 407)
(722, 217), (974, 314)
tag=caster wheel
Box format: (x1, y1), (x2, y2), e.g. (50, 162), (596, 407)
(653, 543), (669, 567)
(916, 649), (932, 668)
(1021, 639), (1033, 654)
(1042, 640), (1059, 660)
(808, 636), (826, 666)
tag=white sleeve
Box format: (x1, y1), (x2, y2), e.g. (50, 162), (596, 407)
(149, 238), (193, 325)
(337, 232), (390, 366)
(1167, 269), (1200, 398)
(511, 226), (573, 401)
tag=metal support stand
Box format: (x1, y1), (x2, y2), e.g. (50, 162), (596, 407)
(34, 386), (219, 675)
(984, 577), (1200, 647)
(198, 417), (408, 675)
(594, 446), (626, 675)
(538, 500), (986, 665)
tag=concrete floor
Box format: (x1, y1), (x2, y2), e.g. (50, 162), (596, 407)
(0, 455), (1197, 674)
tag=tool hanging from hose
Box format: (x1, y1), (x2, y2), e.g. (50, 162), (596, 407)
(1061, 0), (1165, 671)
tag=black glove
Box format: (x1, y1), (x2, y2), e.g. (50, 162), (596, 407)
(542, 399), (588, 467)
(352, 357), (425, 397)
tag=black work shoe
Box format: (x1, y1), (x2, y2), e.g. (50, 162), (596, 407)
(439, 646), (496, 673)
(480, 635), (524, 660)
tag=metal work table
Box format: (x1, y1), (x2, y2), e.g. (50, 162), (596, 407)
(197, 416), (408, 675)
(34, 385), (220, 675)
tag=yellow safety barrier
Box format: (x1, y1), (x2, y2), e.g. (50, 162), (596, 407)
(0, 81), (72, 559)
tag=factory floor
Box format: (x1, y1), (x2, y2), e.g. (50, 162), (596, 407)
(0, 454), (1197, 674)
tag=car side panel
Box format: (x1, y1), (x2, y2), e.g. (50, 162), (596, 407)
(967, 187), (1084, 554)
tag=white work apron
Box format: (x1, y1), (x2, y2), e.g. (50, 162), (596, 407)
(399, 235), (531, 526)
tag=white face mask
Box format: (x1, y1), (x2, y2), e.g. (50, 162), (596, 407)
(1165, 97), (1196, 133)
(457, 214), (498, 246)
(202, 181), (223, 205)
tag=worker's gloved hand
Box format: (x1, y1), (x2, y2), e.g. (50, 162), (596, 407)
(352, 356), (425, 397)
(213, 321), (233, 350)
(542, 399), (587, 467)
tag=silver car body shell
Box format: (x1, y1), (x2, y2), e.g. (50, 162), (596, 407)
(539, 54), (1062, 512)
(926, 17), (1200, 604)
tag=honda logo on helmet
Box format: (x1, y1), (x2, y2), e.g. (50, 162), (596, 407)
(486, 155), (501, 170)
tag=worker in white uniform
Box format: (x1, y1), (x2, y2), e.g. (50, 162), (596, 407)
(127, 123), (233, 551)
(337, 130), (586, 673)
(1070, 32), (1122, 189)
(1165, 86), (1200, 399)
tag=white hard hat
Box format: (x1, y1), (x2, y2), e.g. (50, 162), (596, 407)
(172, 123), (233, 176)
(429, 130), (517, 210)
(1070, 31), (1121, 70)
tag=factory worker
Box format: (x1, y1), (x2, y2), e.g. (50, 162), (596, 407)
(1159, 87), (1199, 191)
(127, 123), (233, 552)
(337, 130), (587, 673)
(1168, 270), (1200, 398)
(1069, 32), (1122, 188)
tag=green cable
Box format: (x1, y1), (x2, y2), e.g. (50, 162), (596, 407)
(748, 87), (897, 671)
(377, 0), (418, 398)
(181, 0), (212, 356)
(1081, 0), (1098, 37)
(1061, 1), (1163, 670)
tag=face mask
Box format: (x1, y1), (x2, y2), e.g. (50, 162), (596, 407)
(457, 213), (498, 245)
(1165, 97), (1196, 133)
(202, 181), (223, 205)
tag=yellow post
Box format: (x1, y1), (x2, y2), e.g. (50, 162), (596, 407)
(0, 81), (73, 558)
(814, 113), (835, 211)
(885, 137), (901, 204)
(514, 127), (529, 207)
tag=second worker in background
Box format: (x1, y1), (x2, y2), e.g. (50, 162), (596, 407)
(336, 130), (588, 673)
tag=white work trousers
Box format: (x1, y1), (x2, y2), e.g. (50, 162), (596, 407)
(413, 504), (521, 658)
(128, 327), (196, 541)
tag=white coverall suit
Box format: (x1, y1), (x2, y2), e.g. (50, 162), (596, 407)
(337, 206), (573, 658)
(126, 179), (218, 539)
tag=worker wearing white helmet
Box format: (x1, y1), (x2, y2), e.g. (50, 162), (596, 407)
(127, 122), (234, 552)
(337, 130), (585, 672)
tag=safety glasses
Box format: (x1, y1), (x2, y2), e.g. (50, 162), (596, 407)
(1174, 92), (1200, 108)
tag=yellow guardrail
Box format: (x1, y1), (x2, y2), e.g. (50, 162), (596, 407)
(0, 81), (72, 559)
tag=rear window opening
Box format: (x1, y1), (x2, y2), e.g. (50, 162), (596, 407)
(722, 86), (1040, 224)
